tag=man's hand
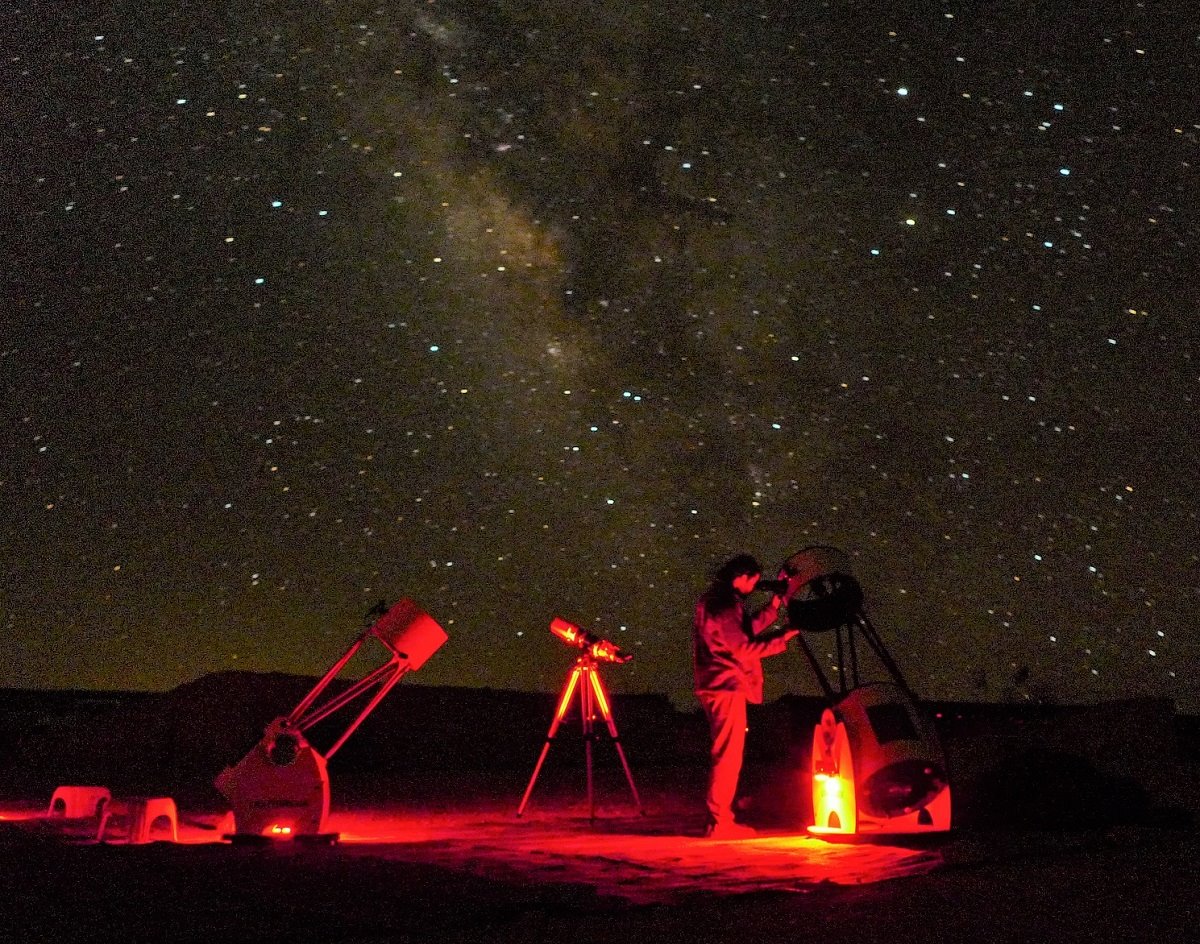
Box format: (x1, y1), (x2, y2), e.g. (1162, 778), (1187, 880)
(777, 568), (800, 602)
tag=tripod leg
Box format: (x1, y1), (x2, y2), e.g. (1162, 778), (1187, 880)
(588, 670), (644, 813)
(583, 666), (595, 821)
(516, 666), (582, 817)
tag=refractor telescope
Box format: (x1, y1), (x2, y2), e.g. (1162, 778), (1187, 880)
(518, 616), (642, 818)
(549, 616), (632, 664)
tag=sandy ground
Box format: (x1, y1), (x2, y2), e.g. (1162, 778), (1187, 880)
(2, 791), (1198, 944)
(5, 691), (1198, 942)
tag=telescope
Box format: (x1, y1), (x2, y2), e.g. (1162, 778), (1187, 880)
(756, 578), (790, 594)
(214, 598), (448, 842)
(779, 546), (952, 837)
(549, 616), (632, 664)
(518, 616), (642, 817)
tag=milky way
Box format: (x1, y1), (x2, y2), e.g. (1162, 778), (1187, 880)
(4, 1), (1197, 709)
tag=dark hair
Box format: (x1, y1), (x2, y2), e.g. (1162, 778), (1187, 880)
(704, 553), (762, 614)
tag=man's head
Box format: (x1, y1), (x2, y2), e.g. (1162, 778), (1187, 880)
(731, 571), (760, 595)
(716, 553), (762, 595)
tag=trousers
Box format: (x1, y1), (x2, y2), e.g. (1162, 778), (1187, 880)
(697, 689), (748, 825)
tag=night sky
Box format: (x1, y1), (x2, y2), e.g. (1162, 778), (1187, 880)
(4, 1), (1197, 711)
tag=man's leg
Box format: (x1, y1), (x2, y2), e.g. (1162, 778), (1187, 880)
(699, 690), (747, 826)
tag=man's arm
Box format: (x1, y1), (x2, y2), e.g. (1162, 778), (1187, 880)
(741, 601), (799, 658)
(745, 625), (800, 658)
(749, 595), (783, 634)
(699, 601), (796, 660)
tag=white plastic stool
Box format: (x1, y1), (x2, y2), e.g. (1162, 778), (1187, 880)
(97, 796), (179, 844)
(47, 786), (111, 819)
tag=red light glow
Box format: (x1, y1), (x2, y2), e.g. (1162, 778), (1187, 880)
(548, 617), (630, 663)
(327, 809), (940, 897)
(587, 640), (624, 663)
(810, 709), (857, 835)
(550, 618), (584, 646)
(808, 693), (952, 837)
(553, 669), (582, 722)
(588, 671), (611, 717)
(810, 770), (856, 835)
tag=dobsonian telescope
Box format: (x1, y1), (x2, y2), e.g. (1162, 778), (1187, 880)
(214, 599), (448, 843)
(780, 547), (952, 836)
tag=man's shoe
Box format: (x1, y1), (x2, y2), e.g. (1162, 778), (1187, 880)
(703, 821), (758, 840)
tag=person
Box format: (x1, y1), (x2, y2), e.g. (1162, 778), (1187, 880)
(693, 553), (798, 838)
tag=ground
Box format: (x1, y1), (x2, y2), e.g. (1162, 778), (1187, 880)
(2, 790), (1197, 944)
(3, 688), (1196, 941)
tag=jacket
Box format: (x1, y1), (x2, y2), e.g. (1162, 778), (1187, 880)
(693, 592), (788, 703)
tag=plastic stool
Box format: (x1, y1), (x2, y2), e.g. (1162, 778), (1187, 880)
(97, 796), (178, 844)
(48, 786), (111, 819)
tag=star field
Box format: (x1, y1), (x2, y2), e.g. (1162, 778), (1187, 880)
(3, 1), (1197, 710)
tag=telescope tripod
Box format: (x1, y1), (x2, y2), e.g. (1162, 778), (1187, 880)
(517, 654), (643, 820)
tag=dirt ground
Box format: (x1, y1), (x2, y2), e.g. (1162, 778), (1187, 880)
(2, 792), (1197, 944)
(4, 687), (1197, 942)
